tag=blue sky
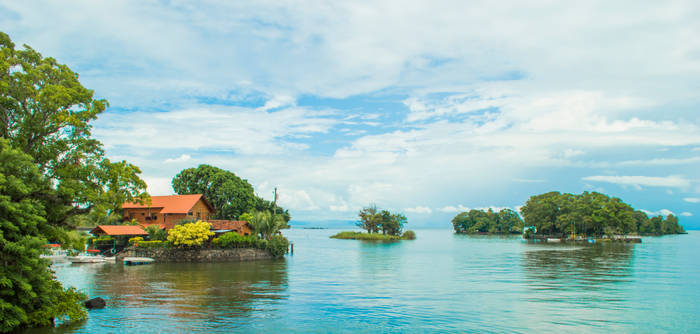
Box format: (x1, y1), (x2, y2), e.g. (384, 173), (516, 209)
(2, 1), (700, 228)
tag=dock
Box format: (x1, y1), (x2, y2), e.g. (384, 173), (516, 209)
(123, 257), (155, 265)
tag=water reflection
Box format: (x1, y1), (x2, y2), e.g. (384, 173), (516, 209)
(521, 243), (635, 306)
(27, 260), (289, 333)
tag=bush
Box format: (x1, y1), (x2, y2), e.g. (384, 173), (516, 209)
(136, 240), (168, 248)
(128, 236), (144, 245)
(145, 225), (167, 241)
(267, 235), (289, 258)
(212, 232), (264, 249)
(402, 230), (416, 240)
(167, 221), (214, 247)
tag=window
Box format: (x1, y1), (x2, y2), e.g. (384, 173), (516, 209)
(188, 212), (193, 216)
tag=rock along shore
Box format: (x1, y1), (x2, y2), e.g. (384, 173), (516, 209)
(116, 246), (274, 262)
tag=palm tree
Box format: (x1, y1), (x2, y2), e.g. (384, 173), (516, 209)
(250, 210), (287, 240)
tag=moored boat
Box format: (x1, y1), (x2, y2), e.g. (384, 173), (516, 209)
(68, 249), (106, 263)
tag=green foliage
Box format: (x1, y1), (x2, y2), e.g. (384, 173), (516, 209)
(402, 230), (416, 240)
(330, 231), (413, 241)
(134, 240), (168, 248)
(452, 208), (524, 234)
(239, 212), (254, 222)
(171, 164), (256, 219)
(0, 138), (87, 331)
(128, 237), (144, 245)
(144, 225), (167, 241)
(248, 210), (288, 240)
(166, 220), (215, 247)
(62, 230), (88, 251)
(211, 232), (287, 258)
(212, 232), (260, 248)
(171, 164), (290, 221)
(267, 235), (289, 258)
(356, 205), (407, 236)
(520, 191), (685, 236)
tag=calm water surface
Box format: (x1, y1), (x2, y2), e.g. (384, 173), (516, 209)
(31, 229), (700, 333)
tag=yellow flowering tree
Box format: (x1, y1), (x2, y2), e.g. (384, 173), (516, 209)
(166, 221), (215, 247)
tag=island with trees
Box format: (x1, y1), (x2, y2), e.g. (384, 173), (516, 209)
(331, 205), (416, 241)
(0, 31), (292, 332)
(452, 191), (686, 239)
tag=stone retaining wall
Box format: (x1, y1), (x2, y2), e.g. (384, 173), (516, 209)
(116, 246), (274, 262)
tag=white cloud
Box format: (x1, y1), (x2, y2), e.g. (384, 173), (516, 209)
(641, 209), (675, 217)
(95, 105), (336, 155)
(164, 154), (191, 163)
(404, 206), (432, 214)
(684, 197), (700, 203)
(680, 212), (693, 217)
(142, 176), (173, 195)
(438, 205), (470, 213)
(582, 175), (691, 189)
(5, 1), (700, 224)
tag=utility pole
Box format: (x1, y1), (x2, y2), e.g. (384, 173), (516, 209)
(273, 187), (278, 214)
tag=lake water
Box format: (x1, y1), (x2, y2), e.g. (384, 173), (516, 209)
(30, 229), (700, 333)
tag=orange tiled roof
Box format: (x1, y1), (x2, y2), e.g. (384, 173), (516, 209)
(91, 225), (148, 236)
(208, 220), (251, 231)
(121, 194), (214, 214)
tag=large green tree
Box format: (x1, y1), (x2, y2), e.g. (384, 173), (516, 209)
(172, 164), (290, 221)
(0, 139), (87, 331)
(356, 205), (407, 236)
(520, 191), (684, 237)
(452, 208), (523, 234)
(0, 32), (148, 331)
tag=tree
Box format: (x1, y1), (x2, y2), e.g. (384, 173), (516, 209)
(166, 221), (215, 247)
(357, 205), (407, 236)
(451, 208), (524, 234)
(172, 164), (290, 222)
(0, 32), (148, 232)
(0, 31), (147, 330)
(145, 225), (167, 241)
(249, 210), (287, 240)
(519, 191), (685, 237)
(357, 205), (381, 234)
(0, 139), (87, 331)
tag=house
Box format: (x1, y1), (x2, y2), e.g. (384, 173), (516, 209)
(90, 225), (148, 237)
(121, 194), (215, 229)
(208, 220), (254, 236)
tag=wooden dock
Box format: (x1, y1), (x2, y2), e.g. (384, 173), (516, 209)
(123, 257), (155, 265)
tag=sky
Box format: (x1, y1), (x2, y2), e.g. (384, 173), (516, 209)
(2, 1), (700, 228)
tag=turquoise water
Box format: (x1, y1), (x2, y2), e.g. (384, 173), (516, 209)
(31, 229), (700, 333)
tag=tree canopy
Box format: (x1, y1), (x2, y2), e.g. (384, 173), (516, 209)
(520, 191), (685, 237)
(356, 205), (407, 236)
(0, 31), (148, 331)
(452, 208), (523, 234)
(0, 139), (87, 331)
(171, 164), (290, 221)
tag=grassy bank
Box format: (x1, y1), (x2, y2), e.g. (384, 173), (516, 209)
(330, 231), (416, 241)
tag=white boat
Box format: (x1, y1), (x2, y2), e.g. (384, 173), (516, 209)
(68, 250), (106, 263)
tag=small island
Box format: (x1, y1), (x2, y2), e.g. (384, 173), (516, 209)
(331, 205), (416, 240)
(452, 191), (686, 239)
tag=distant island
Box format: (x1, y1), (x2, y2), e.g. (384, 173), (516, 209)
(331, 205), (416, 241)
(453, 191), (685, 237)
